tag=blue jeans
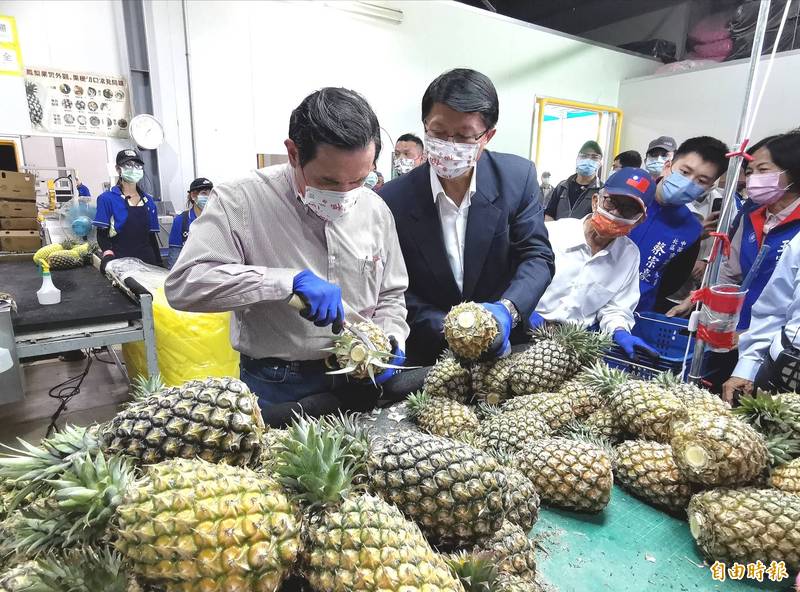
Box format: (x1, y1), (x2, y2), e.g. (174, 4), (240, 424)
(240, 355), (382, 427)
(240, 356), (340, 404)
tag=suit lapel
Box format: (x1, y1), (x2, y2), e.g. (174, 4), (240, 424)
(463, 155), (502, 300)
(409, 164), (462, 302)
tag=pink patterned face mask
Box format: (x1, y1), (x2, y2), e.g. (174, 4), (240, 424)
(747, 170), (793, 205)
(425, 134), (481, 179)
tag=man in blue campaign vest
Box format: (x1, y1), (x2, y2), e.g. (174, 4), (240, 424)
(629, 136), (729, 313)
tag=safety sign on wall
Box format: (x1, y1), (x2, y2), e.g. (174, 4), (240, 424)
(24, 67), (132, 138)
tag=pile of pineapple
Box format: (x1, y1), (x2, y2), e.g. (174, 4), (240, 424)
(33, 240), (98, 271)
(0, 300), (798, 591)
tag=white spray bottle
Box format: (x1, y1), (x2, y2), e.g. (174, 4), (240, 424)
(36, 262), (61, 305)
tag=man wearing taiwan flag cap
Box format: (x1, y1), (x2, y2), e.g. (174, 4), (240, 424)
(530, 168), (659, 359)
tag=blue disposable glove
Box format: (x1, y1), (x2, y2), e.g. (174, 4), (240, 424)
(613, 329), (659, 360)
(482, 302), (512, 359)
(528, 311), (546, 331)
(374, 336), (405, 385)
(292, 270), (344, 328)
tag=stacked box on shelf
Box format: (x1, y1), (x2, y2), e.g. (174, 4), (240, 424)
(0, 170), (40, 252)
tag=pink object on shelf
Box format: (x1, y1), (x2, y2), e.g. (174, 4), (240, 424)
(689, 11), (732, 43)
(692, 37), (733, 60)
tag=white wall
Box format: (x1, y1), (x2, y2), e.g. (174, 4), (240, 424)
(619, 49), (800, 155)
(180, 0), (658, 182)
(0, 0), (135, 195)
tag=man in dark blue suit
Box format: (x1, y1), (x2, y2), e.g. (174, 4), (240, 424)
(380, 68), (554, 367)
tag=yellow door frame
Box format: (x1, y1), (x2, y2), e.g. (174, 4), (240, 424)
(532, 97), (623, 165)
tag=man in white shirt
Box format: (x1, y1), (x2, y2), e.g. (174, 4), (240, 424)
(166, 87), (409, 425)
(724, 230), (800, 402)
(380, 68), (554, 367)
(531, 168), (659, 360)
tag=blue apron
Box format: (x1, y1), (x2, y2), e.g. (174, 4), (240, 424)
(736, 203), (800, 329)
(112, 197), (158, 264)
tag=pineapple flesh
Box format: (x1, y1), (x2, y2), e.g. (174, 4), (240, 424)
(670, 414), (768, 487)
(515, 437), (613, 513)
(102, 377), (265, 467)
(116, 458), (302, 591)
(443, 302), (499, 361)
(327, 320), (394, 381)
(368, 430), (507, 548)
(688, 487), (800, 571)
(424, 351), (473, 403)
(614, 440), (694, 512)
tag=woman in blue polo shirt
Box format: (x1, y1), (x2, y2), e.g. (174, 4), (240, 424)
(167, 177), (213, 268)
(93, 148), (162, 270)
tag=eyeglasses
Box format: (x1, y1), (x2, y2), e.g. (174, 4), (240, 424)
(578, 152), (603, 162)
(424, 125), (489, 145)
(601, 194), (643, 220)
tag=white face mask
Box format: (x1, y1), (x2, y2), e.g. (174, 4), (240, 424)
(299, 183), (362, 222)
(425, 135), (481, 179)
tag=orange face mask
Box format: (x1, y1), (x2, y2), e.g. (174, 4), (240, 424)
(589, 203), (639, 238)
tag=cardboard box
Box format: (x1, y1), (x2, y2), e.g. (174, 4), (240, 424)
(0, 170), (36, 201)
(0, 218), (38, 230)
(0, 200), (37, 218)
(0, 230), (41, 252)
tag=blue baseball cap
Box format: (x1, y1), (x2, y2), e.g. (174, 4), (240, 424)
(603, 167), (656, 211)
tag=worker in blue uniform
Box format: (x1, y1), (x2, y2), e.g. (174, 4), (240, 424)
(93, 148), (162, 272)
(168, 177), (213, 268)
(628, 136), (729, 313)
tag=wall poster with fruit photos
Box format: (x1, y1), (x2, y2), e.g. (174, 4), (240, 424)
(24, 67), (131, 138)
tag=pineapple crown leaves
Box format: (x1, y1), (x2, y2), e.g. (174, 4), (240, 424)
(763, 431), (800, 467)
(0, 426), (100, 510)
(24, 546), (129, 592)
(37, 452), (136, 550)
(274, 413), (363, 509)
(130, 373), (165, 401)
(446, 551), (500, 592)
(581, 361), (629, 399)
(733, 392), (800, 436)
(559, 420), (617, 462)
(477, 402), (503, 418)
(406, 390), (438, 419)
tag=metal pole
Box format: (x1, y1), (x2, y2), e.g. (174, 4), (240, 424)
(688, 0), (772, 381)
(182, 0), (199, 178)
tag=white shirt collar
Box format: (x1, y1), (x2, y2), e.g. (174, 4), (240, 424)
(430, 165), (477, 206)
(766, 196), (800, 223)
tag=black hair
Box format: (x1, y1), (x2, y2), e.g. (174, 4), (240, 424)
(396, 133), (424, 149)
(673, 136), (729, 179)
(421, 68), (499, 129)
(764, 131), (800, 186)
(289, 87), (381, 167)
(614, 150), (642, 168)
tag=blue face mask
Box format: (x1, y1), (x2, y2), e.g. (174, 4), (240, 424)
(576, 158), (600, 177)
(364, 171), (379, 189)
(660, 171), (706, 206)
(196, 195), (209, 210)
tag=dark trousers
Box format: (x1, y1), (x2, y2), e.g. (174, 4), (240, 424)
(240, 356), (425, 427)
(700, 349), (740, 394)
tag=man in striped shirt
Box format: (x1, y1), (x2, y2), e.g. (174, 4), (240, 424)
(165, 88), (409, 426)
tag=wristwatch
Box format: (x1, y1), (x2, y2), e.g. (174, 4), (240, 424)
(500, 298), (521, 328)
